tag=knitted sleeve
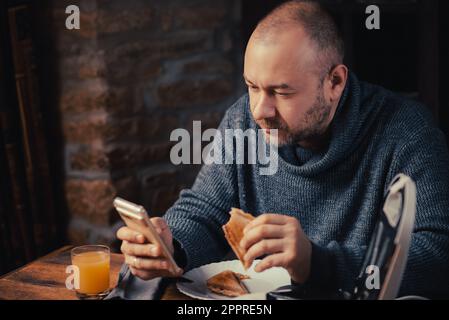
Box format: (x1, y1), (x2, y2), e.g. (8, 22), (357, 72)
(163, 105), (241, 271)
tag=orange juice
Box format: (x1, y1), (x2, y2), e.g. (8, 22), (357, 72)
(72, 250), (110, 295)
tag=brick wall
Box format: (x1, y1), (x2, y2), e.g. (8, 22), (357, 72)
(41, 0), (244, 246)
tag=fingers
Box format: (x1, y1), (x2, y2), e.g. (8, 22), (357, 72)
(243, 239), (284, 268)
(244, 214), (289, 234)
(117, 226), (145, 244)
(129, 266), (172, 280)
(238, 214), (300, 274)
(129, 266), (152, 279)
(254, 253), (286, 273)
(116, 220), (168, 243)
(128, 259), (183, 280)
(125, 254), (171, 271)
(121, 240), (162, 258)
(117, 218), (179, 282)
(240, 224), (284, 251)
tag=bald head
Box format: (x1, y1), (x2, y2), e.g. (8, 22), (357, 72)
(250, 0), (344, 78)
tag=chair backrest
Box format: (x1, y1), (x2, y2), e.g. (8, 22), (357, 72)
(352, 174), (416, 300)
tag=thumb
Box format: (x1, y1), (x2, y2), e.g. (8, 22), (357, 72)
(151, 217), (168, 234)
(151, 217), (172, 247)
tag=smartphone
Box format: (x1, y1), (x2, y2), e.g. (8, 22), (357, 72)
(113, 197), (179, 274)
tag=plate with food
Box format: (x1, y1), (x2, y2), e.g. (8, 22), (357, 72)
(176, 259), (290, 300)
(176, 208), (290, 300)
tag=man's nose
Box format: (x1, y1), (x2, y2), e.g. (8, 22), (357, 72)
(252, 93), (276, 121)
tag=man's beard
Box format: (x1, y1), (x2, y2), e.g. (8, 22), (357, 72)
(258, 89), (332, 147)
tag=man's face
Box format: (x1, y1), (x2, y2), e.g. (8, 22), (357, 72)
(244, 27), (333, 147)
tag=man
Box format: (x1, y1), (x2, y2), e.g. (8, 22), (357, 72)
(117, 1), (449, 298)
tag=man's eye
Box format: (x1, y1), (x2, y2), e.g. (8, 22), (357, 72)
(274, 92), (292, 96)
(247, 85), (259, 91)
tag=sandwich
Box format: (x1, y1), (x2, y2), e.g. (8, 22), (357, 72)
(222, 207), (255, 269)
(206, 270), (250, 297)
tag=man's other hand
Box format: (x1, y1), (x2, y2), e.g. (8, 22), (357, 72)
(240, 214), (312, 284)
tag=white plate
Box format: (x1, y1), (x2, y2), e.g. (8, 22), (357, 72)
(176, 260), (290, 300)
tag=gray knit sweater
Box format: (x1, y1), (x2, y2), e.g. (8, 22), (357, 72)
(164, 72), (449, 298)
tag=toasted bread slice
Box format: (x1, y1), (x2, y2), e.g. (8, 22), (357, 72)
(206, 270), (250, 297)
(222, 208), (255, 269)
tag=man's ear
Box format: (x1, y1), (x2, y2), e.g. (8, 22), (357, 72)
(327, 64), (348, 102)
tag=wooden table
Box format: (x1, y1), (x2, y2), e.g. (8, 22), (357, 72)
(0, 246), (190, 300)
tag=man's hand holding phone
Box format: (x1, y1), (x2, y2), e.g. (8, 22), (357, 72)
(117, 217), (183, 280)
